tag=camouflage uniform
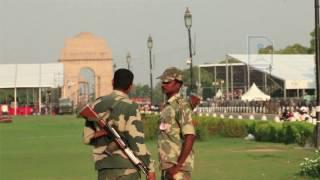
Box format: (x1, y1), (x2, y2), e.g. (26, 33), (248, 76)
(157, 68), (195, 180)
(83, 90), (155, 180)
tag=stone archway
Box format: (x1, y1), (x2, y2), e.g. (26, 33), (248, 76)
(59, 32), (113, 107)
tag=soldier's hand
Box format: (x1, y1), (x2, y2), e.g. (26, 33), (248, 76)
(147, 171), (156, 180)
(165, 165), (180, 179)
(93, 130), (108, 139)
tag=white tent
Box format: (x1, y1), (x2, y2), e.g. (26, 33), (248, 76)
(241, 83), (270, 101)
(215, 89), (223, 98)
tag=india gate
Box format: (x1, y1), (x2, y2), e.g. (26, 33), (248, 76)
(59, 32), (113, 107)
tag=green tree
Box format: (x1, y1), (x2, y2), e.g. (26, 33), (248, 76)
(258, 28), (318, 54)
(309, 27), (319, 53)
(277, 43), (310, 54)
(131, 83), (164, 105)
(182, 67), (214, 98)
(258, 45), (274, 54)
(218, 58), (241, 64)
(131, 84), (150, 98)
(152, 82), (164, 105)
(310, 31), (315, 53)
(258, 44), (309, 54)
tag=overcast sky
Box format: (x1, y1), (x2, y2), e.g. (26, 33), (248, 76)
(0, 0), (316, 84)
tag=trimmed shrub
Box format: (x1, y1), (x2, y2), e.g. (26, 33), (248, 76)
(219, 119), (247, 137)
(194, 116), (220, 141)
(195, 120), (211, 141)
(255, 122), (274, 141)
(244, 120), (257, 135)
(282, 122), (314, 145)
(142, 114), (159, 140)
(141, 114), (315, 146)
(254, 122), (282, 142)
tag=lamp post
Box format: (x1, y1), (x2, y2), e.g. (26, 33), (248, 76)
(126, 52), (131, 70)
(147, 35), (153, 106)
(184, 7), (193, 93)
(314, 0), (320, 148)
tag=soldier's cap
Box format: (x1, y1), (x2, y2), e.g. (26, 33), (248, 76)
(157, 67), (183, 82)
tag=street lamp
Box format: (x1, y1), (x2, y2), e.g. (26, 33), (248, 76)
(147, 35), (153, 105)
(184, 7), (193, 93)
(314, 0), (320, 148)
(126, 52), (131, 70)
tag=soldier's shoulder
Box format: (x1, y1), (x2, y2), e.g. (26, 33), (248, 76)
(92, 95), (114, 112)
(116, 97), (137, 106)
(100, 94), (113, 101)
(114, 97), (138, 113)
(99, 95), (114, 104)
(177, 97), (190, 109)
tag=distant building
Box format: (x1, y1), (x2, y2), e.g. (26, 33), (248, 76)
(199, 54), (315, 99)
(0, 32), (114, 114)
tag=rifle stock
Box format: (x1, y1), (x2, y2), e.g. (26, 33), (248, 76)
(79, 105), (149, 175)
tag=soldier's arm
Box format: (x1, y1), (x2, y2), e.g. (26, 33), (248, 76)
(83, 119), (96, 145)
(179, 105), (196, 164)
(82, 98), (108, 145)
(167, 104), (195, 176)
(176, 134), (195, 167)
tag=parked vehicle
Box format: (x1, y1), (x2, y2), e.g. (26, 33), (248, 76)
(58, 98), (74, 115)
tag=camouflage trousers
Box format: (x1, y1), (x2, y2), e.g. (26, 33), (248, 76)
(161, 170), (191, 180)
(98, 168), (140, 180)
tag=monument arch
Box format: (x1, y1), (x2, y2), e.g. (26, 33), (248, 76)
(59, 32), (113, 107)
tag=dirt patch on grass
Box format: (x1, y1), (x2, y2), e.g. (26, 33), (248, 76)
(232, 148), (285, 152)
(245, 148), (284, 152)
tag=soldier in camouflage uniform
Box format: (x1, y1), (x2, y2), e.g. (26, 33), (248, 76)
(157, 67), (196, 180)
(83, 69), (155, 180)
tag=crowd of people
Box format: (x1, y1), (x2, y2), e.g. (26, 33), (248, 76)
(280, 106), (314, 122)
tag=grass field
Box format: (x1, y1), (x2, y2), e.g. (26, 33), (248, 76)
(0, 115), (315, 180)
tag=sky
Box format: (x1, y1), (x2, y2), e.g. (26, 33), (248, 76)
(0, 0), (316, 85)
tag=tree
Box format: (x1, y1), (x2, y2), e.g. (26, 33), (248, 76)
(258, 45), (273, 54)
(277, 43), (310, 54)
(310, 31), (315, 53)
(131, 83), (164, 105)
(182, 67), (214, 98)
(309, 27), (319, 53)
(218, 58), (241, 64)
(258, 43), (309, 54)
(258, 28), (318, 54)
(152, 83), (164, 105)
(131, 84), (150, 98)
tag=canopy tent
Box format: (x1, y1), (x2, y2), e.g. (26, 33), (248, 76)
(0, 63), (64, 115)
(215, 89), (223, 98)
(199, 54), (315, 99)
(241, 83), (270, 101)
(0, 63), (64, 88)
(227, 54), (315, 89)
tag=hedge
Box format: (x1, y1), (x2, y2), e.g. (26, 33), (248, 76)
(142, 114), (315, 145)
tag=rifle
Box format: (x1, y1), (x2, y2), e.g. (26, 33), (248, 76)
(79, 105), (149, 175)
(189, 93), (201, 110)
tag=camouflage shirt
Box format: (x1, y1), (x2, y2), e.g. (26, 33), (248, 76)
(158, 93), (195, 172)
(83, 90), (155, 173)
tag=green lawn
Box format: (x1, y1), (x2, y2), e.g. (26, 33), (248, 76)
(0, 115), (315, 180)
